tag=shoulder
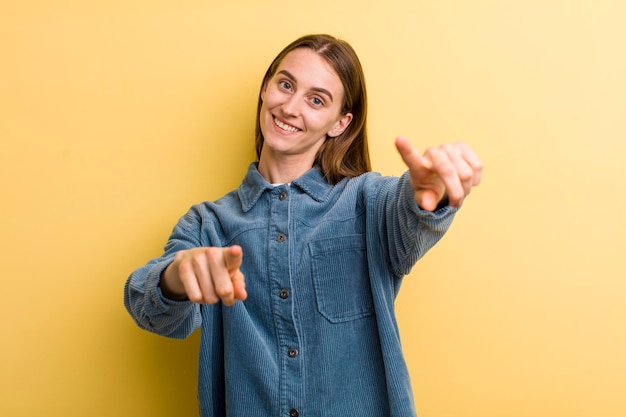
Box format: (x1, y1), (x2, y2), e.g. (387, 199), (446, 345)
(343, 171), (404, 194)
(173, 187), (239, 226)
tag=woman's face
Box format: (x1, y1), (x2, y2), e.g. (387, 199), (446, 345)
(259, 48), (352, 165)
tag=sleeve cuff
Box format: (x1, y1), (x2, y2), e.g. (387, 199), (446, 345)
(144, 259), (192, 314)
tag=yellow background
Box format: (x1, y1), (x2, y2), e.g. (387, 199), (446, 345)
(1, 1), (625, 416)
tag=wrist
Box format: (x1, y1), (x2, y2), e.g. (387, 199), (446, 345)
(159, 264), (188, 301)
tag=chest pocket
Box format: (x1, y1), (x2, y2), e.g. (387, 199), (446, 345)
(309, 234), (374, 323)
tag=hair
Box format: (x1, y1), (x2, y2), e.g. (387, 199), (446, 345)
(254, 34), (371, 185)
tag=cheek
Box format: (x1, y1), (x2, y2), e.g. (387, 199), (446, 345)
(261, 85), (281, 108)
(259, 103), (272, 134)
(315, 114), (342, 133)
(260, 81), (269, 101)
(259, 95), (276, 122)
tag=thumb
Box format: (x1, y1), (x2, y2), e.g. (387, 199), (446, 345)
(416, 189), (440, 212)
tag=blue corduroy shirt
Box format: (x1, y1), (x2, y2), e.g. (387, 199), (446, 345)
(124, 162), (457, 417)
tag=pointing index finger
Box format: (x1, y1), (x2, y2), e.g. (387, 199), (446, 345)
(395, 136), (430, 171)
(223, 245), (243, 271)
(223, 245), (247, 302)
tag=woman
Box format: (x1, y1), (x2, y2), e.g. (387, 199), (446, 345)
(125, 34), (482, 417)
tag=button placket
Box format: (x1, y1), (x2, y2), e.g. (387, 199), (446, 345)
(269, 186), (302, 413)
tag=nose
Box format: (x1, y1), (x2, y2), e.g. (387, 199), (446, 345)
(280, 94), (301, 117)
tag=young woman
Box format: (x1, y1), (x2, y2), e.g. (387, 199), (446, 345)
(125, 34), (482, 417)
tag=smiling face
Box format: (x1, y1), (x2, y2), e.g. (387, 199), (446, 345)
(258, 48), (353, 175)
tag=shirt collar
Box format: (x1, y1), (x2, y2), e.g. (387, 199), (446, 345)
(238, 162), (333, 212)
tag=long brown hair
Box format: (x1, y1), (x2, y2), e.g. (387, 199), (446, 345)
(254, 34), (371, 185)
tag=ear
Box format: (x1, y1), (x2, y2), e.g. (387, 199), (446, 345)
(327, 112), (353, 138)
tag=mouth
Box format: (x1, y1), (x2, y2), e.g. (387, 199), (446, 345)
(273, 116), (301, 133)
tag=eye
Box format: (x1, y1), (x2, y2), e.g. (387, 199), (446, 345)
(310, 96), (324, 107)
(279, 80), (292, 91)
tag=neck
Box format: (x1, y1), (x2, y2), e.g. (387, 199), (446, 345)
(257, 152), (315, 184)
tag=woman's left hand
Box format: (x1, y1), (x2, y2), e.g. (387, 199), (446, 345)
(395, 136), (483, 211)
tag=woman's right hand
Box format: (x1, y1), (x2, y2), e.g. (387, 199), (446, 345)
(160, 245), (246, 306)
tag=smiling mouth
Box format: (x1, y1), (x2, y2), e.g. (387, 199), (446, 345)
(273, 116), (301, 133)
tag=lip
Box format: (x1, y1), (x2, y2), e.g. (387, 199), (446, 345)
(272, 115), (301, 133)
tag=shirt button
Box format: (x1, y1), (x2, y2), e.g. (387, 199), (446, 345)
(276, 233), (286, 243)
(151, 296), (158, 308)
(279, 191), (288, 201)
(289, 409), (299, 417)
(288, 348), (298, 358)
(279, 289), (289, 299)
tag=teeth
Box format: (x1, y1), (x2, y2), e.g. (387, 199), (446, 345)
(274, 117), (299, 132)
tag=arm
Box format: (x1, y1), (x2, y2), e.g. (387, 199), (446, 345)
(123, 254), (201, 339)
(123, 207), (246, 338)
(377, 172), (457, 276)
(376, 138), (483, 276)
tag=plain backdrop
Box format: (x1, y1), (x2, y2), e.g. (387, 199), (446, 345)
(1, 1), (625, 416)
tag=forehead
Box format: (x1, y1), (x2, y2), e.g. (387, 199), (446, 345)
(275, 48), (344, 95)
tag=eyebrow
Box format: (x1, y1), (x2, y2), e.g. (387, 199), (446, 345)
(277, 69), (334, 102)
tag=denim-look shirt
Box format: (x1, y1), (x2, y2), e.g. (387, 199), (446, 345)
(124, 162), (457, 417)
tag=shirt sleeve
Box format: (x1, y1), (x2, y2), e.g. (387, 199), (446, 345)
(373, 171), (459, 277)
(123, 208), (205, 339)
